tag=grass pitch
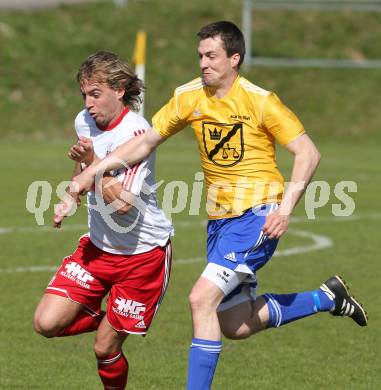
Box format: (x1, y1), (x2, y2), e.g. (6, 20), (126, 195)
(0, 136), (380, 389)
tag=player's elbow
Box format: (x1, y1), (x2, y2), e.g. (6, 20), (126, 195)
(300, 139), (320, 170)
(116, 203), (133, 215)
(143, 128), (165, 154)
(310, 145), (321, 168)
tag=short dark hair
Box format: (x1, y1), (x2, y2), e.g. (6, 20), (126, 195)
(197, 21), (245, 68)
(77, 51), (144, 111)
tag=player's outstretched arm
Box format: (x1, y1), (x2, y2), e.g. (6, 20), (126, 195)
(93, 128), (164, 173)
(77, 128), (164, 192)
(263, 133), (321, 239)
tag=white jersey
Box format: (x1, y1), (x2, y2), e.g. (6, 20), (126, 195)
(74, 107), (173, 255)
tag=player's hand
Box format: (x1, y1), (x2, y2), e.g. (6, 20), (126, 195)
(53, 190), (79, 228)
(68, 136), (94, 166)
(53, 170), (95, 228)
(262, 209), (290, 239)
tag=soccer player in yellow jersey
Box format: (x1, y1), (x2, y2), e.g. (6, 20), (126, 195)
(56, 21), (367, 389)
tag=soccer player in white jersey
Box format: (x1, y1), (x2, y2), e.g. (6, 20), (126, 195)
(33, 51), (173, 390)
(55, 23), (368, 389)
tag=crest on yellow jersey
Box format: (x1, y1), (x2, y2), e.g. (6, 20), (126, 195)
(202, 122), (244, 167)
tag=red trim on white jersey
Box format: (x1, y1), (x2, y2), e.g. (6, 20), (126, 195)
(122, 129), (145, 190)
(133, 129), (146, 137)
(98, 106), (130, 131)
(121, 161), (142, 190)
(75, 108), (172, 255)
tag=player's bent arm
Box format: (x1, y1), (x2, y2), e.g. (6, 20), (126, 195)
(263, 133), (320, 239)
(58, 129), (165, 219)
(98, 174), (134, 215)
(279, 133), (321, 216)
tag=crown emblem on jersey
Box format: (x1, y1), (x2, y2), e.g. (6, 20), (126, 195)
(203, 122), (244, 168)
(209, 127), (222, 140)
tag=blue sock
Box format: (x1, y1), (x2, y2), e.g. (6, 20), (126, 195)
(264, 289), (335, 328)
(187, 338), (222, 390)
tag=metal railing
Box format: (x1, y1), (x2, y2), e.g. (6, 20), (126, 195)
(242, 0), (381, 68)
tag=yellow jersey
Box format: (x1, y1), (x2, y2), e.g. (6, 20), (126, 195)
(152, 75), (305, 219)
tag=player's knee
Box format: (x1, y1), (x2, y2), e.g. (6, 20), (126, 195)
(188, 289), (211, 313)
(94, 340), (115, 358)
(188, 289), (200, 309)
(33, 314), (61, 338)
(189, 292), (222, 317)
(33, 312), (64, 338)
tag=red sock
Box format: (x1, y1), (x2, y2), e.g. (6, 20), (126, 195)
(57, 310), (105, 337)
(97, 351), (129, 390)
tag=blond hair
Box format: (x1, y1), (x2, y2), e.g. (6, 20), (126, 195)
(77, 51), (144, 111)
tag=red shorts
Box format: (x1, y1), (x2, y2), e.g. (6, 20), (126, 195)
(46, 235), (172, 334)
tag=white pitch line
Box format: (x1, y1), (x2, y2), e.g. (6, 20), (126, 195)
(1, 212), (378, 273)
(0, 265), (58, 273)
(273, 229), (333, 256)
(0, 228), (332, 273)
(175, 229), (333, 265)
(0, 224), (87, 234)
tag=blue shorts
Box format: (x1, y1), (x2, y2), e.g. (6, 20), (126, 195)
(207, 203), (279, 273)
(204, 203), (279, 310)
